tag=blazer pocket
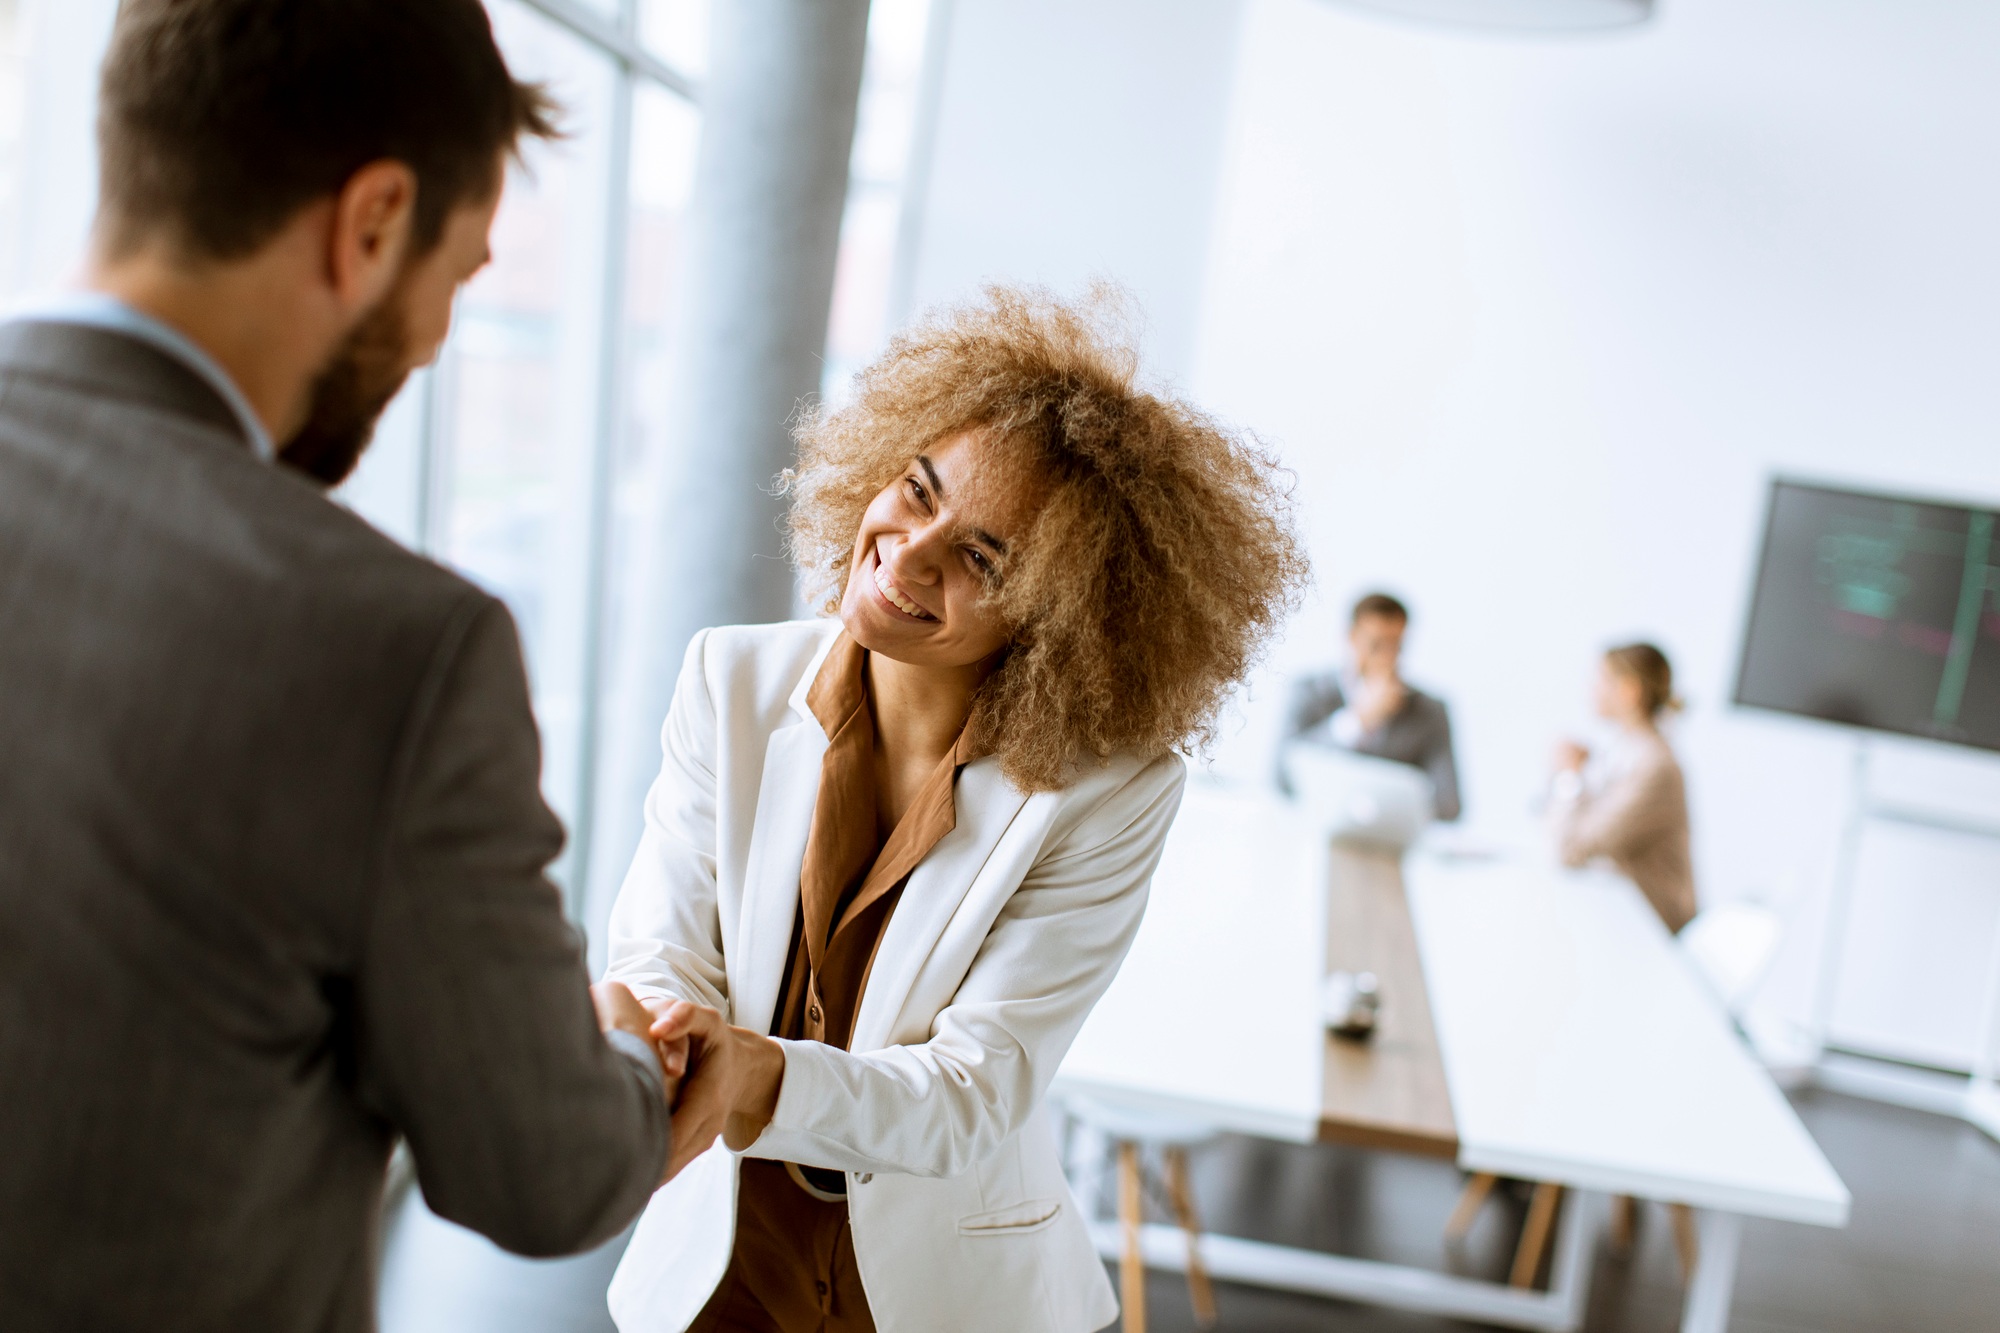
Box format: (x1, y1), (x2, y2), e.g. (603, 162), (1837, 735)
(957, 1199), (1062, 1237)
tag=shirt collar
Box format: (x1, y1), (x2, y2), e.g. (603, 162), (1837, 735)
(805, 630), (986, 767)
(5, 292), (275, 462)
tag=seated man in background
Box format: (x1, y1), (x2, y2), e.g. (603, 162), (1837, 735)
(1282, 592), (1463, 821)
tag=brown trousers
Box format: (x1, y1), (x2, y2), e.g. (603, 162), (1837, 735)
(686, 1159), (876, 1333)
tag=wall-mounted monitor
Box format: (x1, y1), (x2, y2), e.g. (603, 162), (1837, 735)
(1734, 479), (1999, 752)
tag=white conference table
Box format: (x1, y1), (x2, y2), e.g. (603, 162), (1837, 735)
(1054, 782), (1850, 1333)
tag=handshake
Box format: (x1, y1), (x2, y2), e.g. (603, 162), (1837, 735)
(591, 982), (788, 1184)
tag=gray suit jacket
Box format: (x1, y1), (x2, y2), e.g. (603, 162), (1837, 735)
(0, 323), (668, 1332)
(1281, 670), (1462, 821)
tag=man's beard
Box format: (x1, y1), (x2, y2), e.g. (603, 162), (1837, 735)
(278, 285), (418, 488)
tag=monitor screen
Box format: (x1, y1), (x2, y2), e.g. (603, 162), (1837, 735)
(1734, 480), (2000, 752)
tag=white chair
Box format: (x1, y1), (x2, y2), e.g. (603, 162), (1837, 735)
(1680, 897), (1817, 1080)
(1060, 1095), (1219, 1333)
(1680, 900), (1783, 1016)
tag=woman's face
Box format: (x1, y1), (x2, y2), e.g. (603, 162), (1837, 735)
(839, 431), (1038, 671)
(1594, 658), (1647, 724)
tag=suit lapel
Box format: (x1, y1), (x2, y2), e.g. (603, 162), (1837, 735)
(849, 757), (1033, 1052)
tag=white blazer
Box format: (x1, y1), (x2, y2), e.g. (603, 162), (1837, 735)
(603, 620), (1185, 1333)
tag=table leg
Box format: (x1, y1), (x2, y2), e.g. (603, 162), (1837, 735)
(1511, 1183), (1564, 1289)
(1118, 1142), (1146, 1333)
(1670, 1203), (1700, 1281)
(1609, 1195), (1636, 1255)
(1678, 1211), (1744, 1333)
(1164, 1147), (1217, 1328)
(1446, 1172), (1500, 1243)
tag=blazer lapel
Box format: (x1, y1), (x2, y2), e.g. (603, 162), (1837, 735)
(849, 757), (1033, 1052)
(728, 662), (833, 1037)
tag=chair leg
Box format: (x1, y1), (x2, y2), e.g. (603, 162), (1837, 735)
(1510, 1183), (1564, 1289)
(1670, 1203), (1700, 1282)
(1117, 1142), (1146, 1333)
(1163, 1147), (1217, 1329)
(1445, 1171), (1499, 1243)
(1609, 1194), (1637, 1255)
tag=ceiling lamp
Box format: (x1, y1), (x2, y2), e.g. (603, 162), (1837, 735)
(1328, 0), (1653, 31)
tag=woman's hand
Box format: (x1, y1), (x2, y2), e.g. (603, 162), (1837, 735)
(637, 995), (693, 1090)
(592, 982), (686, 1098)
(647, 1000), (787, 1183)
(1552, 740), (1590, 774)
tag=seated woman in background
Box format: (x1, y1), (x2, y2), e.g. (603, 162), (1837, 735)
(1549, 642), (1697, 933)
(602, 287), (1306, 1333)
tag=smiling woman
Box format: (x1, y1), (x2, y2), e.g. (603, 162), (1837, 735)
(602, 284), (1305, 1333)
(789, 283), (1308, 791)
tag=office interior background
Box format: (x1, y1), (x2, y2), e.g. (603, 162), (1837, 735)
(3, 0), (1997, 1329)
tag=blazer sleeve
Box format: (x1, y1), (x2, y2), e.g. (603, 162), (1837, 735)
(746, 755), (1186, 1180)
(1554, 750), (1679, 868)
(356, 597), (668, 1257)
(601, 629), (732, 1014)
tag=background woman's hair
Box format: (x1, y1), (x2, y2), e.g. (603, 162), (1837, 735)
(785, 284), (1309, 793)
(1606, 642), (1682, 719)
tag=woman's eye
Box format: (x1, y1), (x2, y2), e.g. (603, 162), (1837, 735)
(904, 476), (928, 509)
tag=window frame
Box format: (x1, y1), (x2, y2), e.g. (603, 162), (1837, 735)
(423, 0), (699, 912)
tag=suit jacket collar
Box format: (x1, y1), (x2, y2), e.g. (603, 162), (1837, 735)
(0, 320), (252, 448)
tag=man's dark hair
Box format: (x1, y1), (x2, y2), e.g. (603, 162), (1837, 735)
(99, 0), (559, 261)
(1351, 591), (1409, 625)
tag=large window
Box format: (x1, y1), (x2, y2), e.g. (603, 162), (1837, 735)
(0, 0), (936, 920)
(338, 0), (938, 915)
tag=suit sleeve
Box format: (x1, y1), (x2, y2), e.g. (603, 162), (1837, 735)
(1424, 700), (1463, 822)
(1284, 671), (1346, 739)
(1277, 672), (1347, 791)
(357, 596), (668, 1257)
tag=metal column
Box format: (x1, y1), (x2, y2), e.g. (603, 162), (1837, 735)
(587, 0), (874, 928)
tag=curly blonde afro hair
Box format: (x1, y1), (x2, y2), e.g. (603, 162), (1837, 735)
(785, 286), (1308, 793)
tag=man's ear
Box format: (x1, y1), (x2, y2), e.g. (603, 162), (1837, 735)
(326, 160), (418, 312)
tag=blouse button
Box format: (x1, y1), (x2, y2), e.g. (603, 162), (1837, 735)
(808, 1004), (822, 1024)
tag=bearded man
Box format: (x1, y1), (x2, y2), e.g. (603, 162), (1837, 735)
(0, 3), (678, 1330)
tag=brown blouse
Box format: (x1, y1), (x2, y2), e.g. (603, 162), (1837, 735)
(771, 631), (976, 1055)
(689, 633), (976, 1333)
(1553, 729), (1698, 933)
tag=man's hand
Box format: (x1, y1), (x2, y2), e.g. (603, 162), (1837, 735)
(1351, 671), (1408, 733)
(647, 1000), (786, 1184)
(591, 981), (686, 1108)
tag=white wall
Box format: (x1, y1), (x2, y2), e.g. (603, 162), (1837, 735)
(8, 0), (116, 297)
(1187, 0), (2000, 1066)
(901, 0), (1245, 387)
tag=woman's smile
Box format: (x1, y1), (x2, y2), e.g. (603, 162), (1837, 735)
(870, 546), (937, 622)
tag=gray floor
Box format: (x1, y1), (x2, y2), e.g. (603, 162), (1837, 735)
(1117, 1090), (2000, 1333)
(376, 1090), (2000, 1333)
